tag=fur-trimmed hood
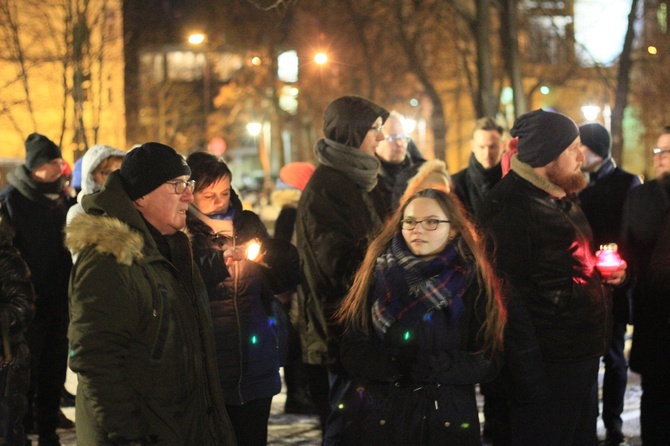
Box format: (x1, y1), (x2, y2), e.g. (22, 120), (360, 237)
(66, 213), (144, 266)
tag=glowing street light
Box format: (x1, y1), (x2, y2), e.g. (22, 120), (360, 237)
(247, 122), (262, 136)
(314, 52), (328, 65)
(581, 105), (601, 121)
(188, 33), (205, 45)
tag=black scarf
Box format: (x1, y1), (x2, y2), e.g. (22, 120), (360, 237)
(371, 233), (475, 336)
(8, 165), (65, 205)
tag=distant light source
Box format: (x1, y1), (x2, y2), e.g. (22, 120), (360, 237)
(648, 46), (658, 55)
(581, 105), (601, 121)
(251, 57), (262, 66)
(188, 33), (205, 45)
(405, 119), (417, 134)
(409, 98), (419, 107)
(540, 85), (551, 95)
(314, 52), (328, 65)
(247, 122), (262, 136)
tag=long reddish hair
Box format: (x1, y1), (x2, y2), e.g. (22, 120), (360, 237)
(336, 188), (506, 354)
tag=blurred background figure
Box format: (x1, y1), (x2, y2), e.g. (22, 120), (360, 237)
(186, 151), (299, 446)
(375, 111), (425, 218)
(336, 188), (506, 445)
(0, 205), (35, 445)
(399, 159), (452, 205)
(452, 117), (505, 220)
(66, 144), (126, 226)
(577, 122), (641, 446)
(273, 161), (318, 416)
(621, 125), (670, 444)
(0, 133), (73, 446)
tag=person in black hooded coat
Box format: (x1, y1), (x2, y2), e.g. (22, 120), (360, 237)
(295, 96), (389, 445)
(0, 205), (35, 445)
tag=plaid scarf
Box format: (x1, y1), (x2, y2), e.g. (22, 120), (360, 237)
(371, 233), (474, 336)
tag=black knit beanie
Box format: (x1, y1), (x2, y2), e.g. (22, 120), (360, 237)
(120, 142), (191, 200)
(323, 96), (390, 149)
(579, 122), (611, 159)
(511, 109), (579, 167)
(25, 133), (62, 172)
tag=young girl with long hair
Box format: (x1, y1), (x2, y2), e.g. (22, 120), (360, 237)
(336, 188), (506, 445)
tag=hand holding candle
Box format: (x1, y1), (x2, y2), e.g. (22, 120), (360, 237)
(595, 243), (627, 285)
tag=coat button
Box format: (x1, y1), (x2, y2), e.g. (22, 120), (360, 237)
(444, 422), (451, 428)
(394, 381), (401, 387)
(379, 419), (386, 425)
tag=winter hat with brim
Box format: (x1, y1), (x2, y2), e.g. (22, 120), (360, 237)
(511, 109), (579, 167)
(120, 142), (191, 200)
(25, 133), (62, 171)
(579, 122), (611, 159)
(323, 96), (390, 149)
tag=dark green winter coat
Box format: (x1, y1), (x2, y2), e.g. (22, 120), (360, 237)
(66, 171), (236, 445)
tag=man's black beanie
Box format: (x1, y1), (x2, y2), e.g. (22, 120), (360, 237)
(25, 133), (62, 172)
(579, 122), (611, 159)
(120, 142), (191, 200)
(511, 109), (579, 167)
(323, 96), (390, 149)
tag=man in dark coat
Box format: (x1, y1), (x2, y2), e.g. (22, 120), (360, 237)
(577, 122), (641, 446)
(452, 117), (505, 218)
(621, 125), (670, 444)
(66, 143), (236, 445)
(479, 109), (624, 445)
(295, 96), (388, 445)
(375, 111), (425, 218)
(0, 133), (73, 446)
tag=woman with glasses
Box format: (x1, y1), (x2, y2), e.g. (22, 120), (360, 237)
(336, 188), (506, 445)
(185, 151), (296, 446)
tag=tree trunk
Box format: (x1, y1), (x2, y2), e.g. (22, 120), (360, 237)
(476, 0), (495, 117)
(500, 0), (526, 118)
(610, 0), (639, 164)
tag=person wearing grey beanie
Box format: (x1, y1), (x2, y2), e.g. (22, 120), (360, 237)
(478, 109), (627, 445)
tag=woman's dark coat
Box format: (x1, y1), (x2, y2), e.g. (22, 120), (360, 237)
(339, 279), (495, 446)
(187, 203), (284, 406)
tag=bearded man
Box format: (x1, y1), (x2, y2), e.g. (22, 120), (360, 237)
(479, 109), (626, 445)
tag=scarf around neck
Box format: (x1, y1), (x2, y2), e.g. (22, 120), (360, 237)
(314, 138), (380, 191)
(8, 165), (65, 204)
(371, 233), (475, 336)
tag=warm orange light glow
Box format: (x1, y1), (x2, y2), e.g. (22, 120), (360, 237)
(647, 46), (658, 55)
(251, 57), (262, 66)
(188, 33), (205, 45)
(314, 53), (328, 65)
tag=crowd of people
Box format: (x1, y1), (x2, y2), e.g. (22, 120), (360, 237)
(0, 96), (667, 446)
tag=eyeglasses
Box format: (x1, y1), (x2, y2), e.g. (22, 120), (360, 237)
(652, 147), (670, 158)
(369, 124), (384, 137)
(400, 218), (450, 231)
(165, 179), (196, 194)
(386, 134), (409, 143)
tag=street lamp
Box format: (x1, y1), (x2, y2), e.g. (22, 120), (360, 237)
(314, 52), (328, 65)
(247, 122), (262, 136)
(581, 105), (601, 121)
(187, 32), (211, 142)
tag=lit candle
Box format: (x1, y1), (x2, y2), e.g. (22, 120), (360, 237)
(595, 243), (624, 280)
(246, 242), (261, 261)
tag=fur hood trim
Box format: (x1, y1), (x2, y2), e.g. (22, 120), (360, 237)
(511, 155), (566, 199)
(66, 213), (144, 266)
